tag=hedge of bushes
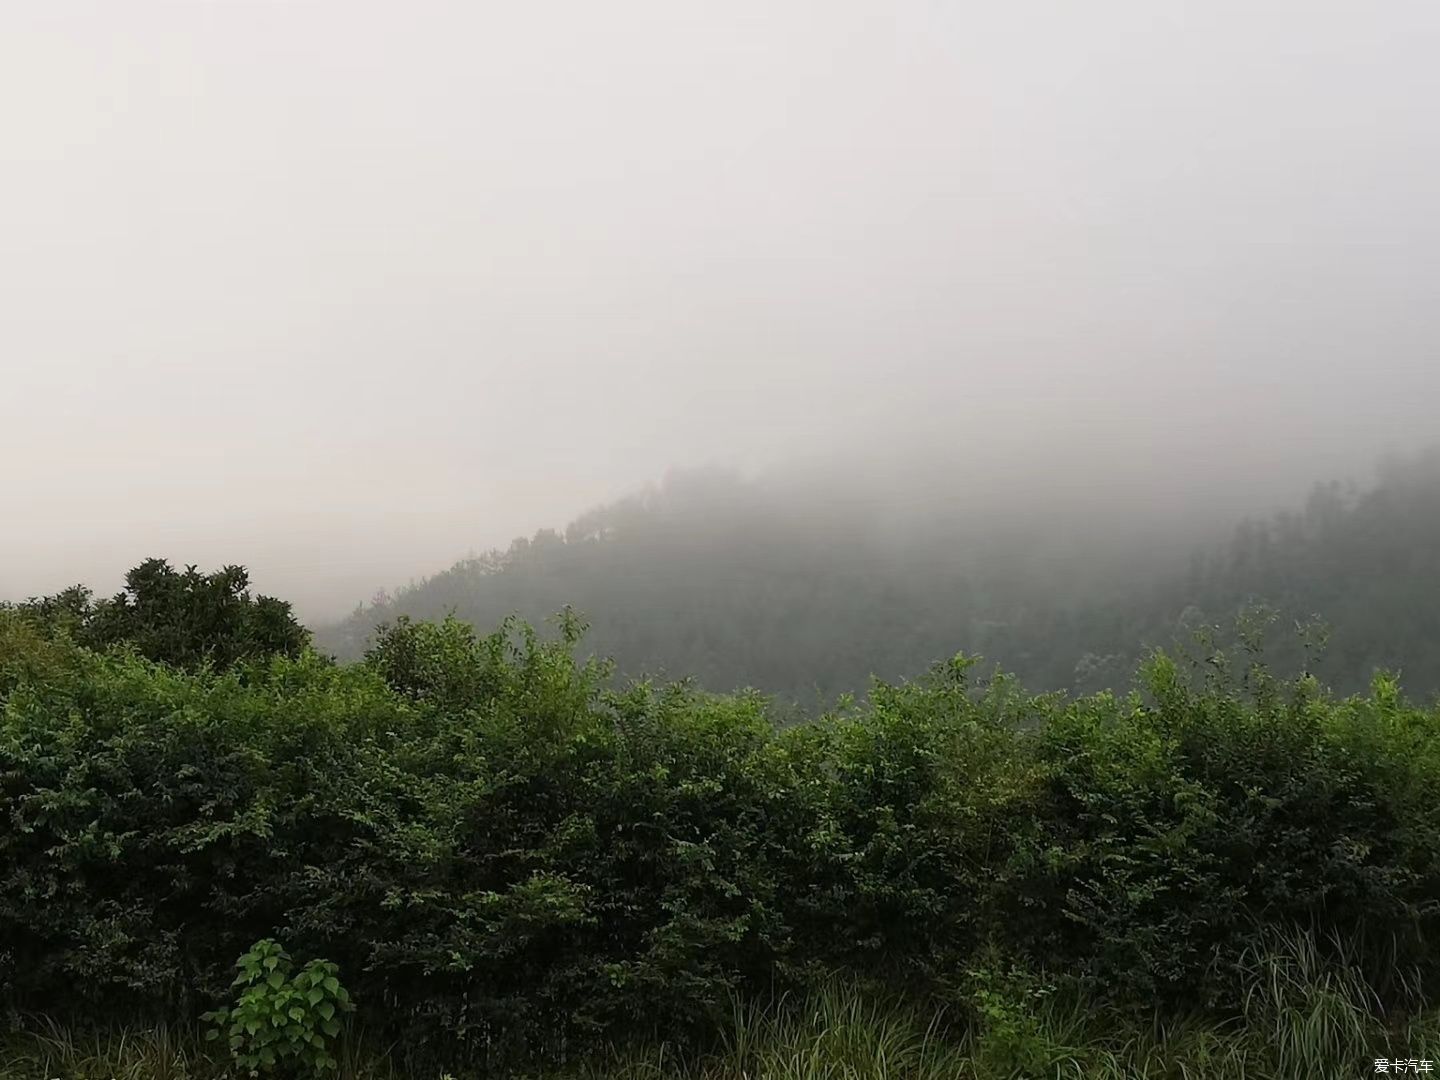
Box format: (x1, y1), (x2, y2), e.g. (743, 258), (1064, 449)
(3, 607), (1439, 1071)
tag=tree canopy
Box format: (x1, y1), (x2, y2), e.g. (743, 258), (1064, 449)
(10, 557), (309, 671)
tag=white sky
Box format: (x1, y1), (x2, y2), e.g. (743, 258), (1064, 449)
(4, 1), (1439, 617)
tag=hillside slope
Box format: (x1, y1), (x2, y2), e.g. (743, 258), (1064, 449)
(322, 451), (1440, 700)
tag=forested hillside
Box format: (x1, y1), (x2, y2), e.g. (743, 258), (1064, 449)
(323, 449), (1440, 701)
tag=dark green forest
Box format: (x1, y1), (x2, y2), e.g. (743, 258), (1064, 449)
(322, 449), (1440, 703)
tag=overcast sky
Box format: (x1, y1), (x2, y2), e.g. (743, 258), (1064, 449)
(4, 1), (1439, 618)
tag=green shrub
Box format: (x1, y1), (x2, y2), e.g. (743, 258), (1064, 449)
(772, 655), (1046, 989)
(1003, 652), (1440, 1007)
(203, 939), (353, 1076)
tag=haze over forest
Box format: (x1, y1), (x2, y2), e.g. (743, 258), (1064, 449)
(7, 0), (1440, 629)
(10, 5), (1440, 1077)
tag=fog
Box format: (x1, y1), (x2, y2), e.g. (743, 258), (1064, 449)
(5, 1), (1439, 620)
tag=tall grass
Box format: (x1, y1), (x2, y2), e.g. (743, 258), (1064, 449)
(0, 1018), (203, 1080)
(1237, 927), (1382, 1075)
(5, 932), (1436, 1079)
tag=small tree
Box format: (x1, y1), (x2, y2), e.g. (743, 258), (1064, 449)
(19, 558), (309, 670)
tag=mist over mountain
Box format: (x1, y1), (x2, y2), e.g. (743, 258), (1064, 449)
(320, 447), (1440, 702)
(8, 2), (1440, 623)
(12, 2), (1440, 1074)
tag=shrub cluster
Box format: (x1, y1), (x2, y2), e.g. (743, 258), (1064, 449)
(3, 604), (1439, 1072)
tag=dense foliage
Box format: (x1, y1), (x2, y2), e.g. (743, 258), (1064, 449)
(4, 571), (1440, 1074)
(323, 450), (1440, 700)
(9, 558), (308, 672)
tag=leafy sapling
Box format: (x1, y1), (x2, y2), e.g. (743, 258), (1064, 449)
(203, 939), (353, 1076)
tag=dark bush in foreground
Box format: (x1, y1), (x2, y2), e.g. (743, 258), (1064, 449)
(3, 604), (1439, 1072)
